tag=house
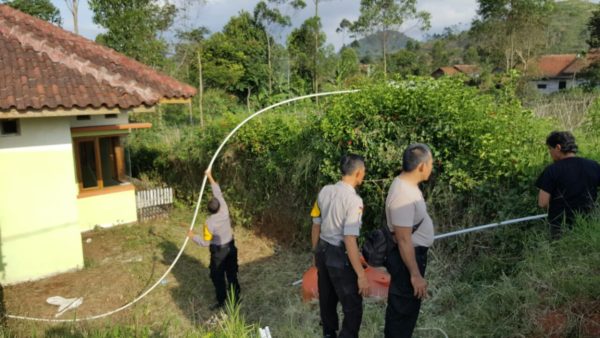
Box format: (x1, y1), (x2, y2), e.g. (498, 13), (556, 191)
(529, 50), (600, 94)
(431, 64), (480, 78)
(0, 5), (195, 284)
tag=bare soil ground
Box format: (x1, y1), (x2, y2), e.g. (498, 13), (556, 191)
(4, 208), (317, 337)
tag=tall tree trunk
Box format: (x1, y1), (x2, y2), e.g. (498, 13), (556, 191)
(197, 50), (204, 128)
(65, 0), (79, 34)
(382, 30), (387, 77)
(73, 0), (78, 35)
(247, 88), (251, 112)
(267, 31), (273, 95)
(314, 0), (319, 105)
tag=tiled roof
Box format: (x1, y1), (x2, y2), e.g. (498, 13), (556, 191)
(532, 54), (578, 78)
(0, 5), (196, 113)
(436, 66), (460, 75)
(561, 49), (600, 75)
(432, 65), (479, 77)
(453, 64), (480, 75)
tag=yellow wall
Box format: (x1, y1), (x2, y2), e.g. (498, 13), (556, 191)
(0, 118), (84, 284)
(77, 189), (137, 232)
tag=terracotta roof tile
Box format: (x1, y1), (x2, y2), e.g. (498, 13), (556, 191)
(531, 54), (577, 78)
(561, 49), (600, 75)
(0, 4), (196, 113)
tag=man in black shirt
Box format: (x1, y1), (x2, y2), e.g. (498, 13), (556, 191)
(536, 131), (600, 239)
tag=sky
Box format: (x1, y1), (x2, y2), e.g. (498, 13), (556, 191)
(50, 0), (598, 50)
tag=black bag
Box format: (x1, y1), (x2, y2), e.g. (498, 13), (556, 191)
(362, 219), (424, 267)
(361, 226), (396, 267)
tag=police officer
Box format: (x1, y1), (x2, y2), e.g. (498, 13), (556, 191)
(311, 154), (369, 338)
(384, 143), (435, 338)
(188, 169), (240, 310)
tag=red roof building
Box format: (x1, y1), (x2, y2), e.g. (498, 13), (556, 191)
(530, 50), (599, 93)
(431, 64), (480, 78)
(0, 5), (195, 284)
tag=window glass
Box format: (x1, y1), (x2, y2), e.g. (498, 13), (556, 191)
(78, 140), (98, 188)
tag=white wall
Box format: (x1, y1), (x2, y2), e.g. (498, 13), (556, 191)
(532, 78), (583, 94)
(0, 117), (84, 284)
(69, 112), (129, 128)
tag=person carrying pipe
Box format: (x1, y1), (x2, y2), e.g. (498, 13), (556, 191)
(384, 143), (435, 338)
(536, 131), (600, 239)
(311, 154), (369, 338)
(188, 169), (240, 310)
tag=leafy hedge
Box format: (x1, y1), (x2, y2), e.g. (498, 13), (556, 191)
(129, 77), (555, 238)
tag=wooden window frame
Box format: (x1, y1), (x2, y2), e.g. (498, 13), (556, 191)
(73, 135), (128, 195)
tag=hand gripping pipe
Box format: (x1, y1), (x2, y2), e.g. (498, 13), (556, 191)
(7, 90), (360, 322)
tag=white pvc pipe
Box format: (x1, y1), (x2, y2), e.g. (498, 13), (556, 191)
(7, 90), (360, 323)
(434, 214), (547, 240)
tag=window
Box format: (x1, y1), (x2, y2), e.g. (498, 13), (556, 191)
(559, 81), (567, 90)
(1, 119), (20, 136)
(537, 83), (547, 89)
(76, 115), (91, 120)
(74, 136), (127, 191)
(105, 114), (118, 119)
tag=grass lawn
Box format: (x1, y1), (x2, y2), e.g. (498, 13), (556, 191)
(2, 209), (392, 337)
(3, 208), (598, 337)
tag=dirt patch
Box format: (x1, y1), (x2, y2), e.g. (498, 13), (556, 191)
(537, 310), (568, 338)
(572, 300), (600, 338)
(3, 209), (283, 335)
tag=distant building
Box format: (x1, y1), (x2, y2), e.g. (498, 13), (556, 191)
(431, 64), (480, 78)
(529, 50), (600, 94)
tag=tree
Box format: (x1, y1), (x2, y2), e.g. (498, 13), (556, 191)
(89, 0), (176, 67)
(3, 0), (61, 25)
(350, 0), (430, 76)
(337, 18), (354, 46)
(335, 47), (360, 86)
(287, 17), (327, 94)
(174, 27), (210, 126)
(203, 12), (269, 110)
(388, 43), (429, 76)
(253, 1), (292, 95)
(588, 4), (600, 48)
(430, 40), (450, 69)
(471, 0), (554, 71)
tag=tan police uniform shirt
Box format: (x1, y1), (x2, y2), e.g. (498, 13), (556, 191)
(205, 182), (233, 245)
(385, 177), (434, 247)
(312, 181), (364, 246)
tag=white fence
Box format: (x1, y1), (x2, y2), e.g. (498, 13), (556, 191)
(136, 187), (174, 221)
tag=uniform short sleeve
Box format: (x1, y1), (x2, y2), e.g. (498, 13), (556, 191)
(343, 197), (363, 236)
(310, 200), (322, 225)
(389, 195), (416, 228)
(536, 165), (556, 194)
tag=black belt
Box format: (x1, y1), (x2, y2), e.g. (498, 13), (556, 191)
(210, 238), (234, 249)
(317, 238), (344, 248)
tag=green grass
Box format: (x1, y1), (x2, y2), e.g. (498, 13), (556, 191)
(2, 209), (598, 337)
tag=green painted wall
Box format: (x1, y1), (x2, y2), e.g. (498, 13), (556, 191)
(77, 189), (137, 232)
(0, 118), (84, 284)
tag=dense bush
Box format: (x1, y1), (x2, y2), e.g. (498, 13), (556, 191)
(129, 77), (556, 240)
(316, 77), (553, 229)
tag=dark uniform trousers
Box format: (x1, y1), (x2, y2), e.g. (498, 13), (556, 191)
(384, 246), (428, 338)
(315, 239), (363, 338)
(209, 239), (241, 305)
